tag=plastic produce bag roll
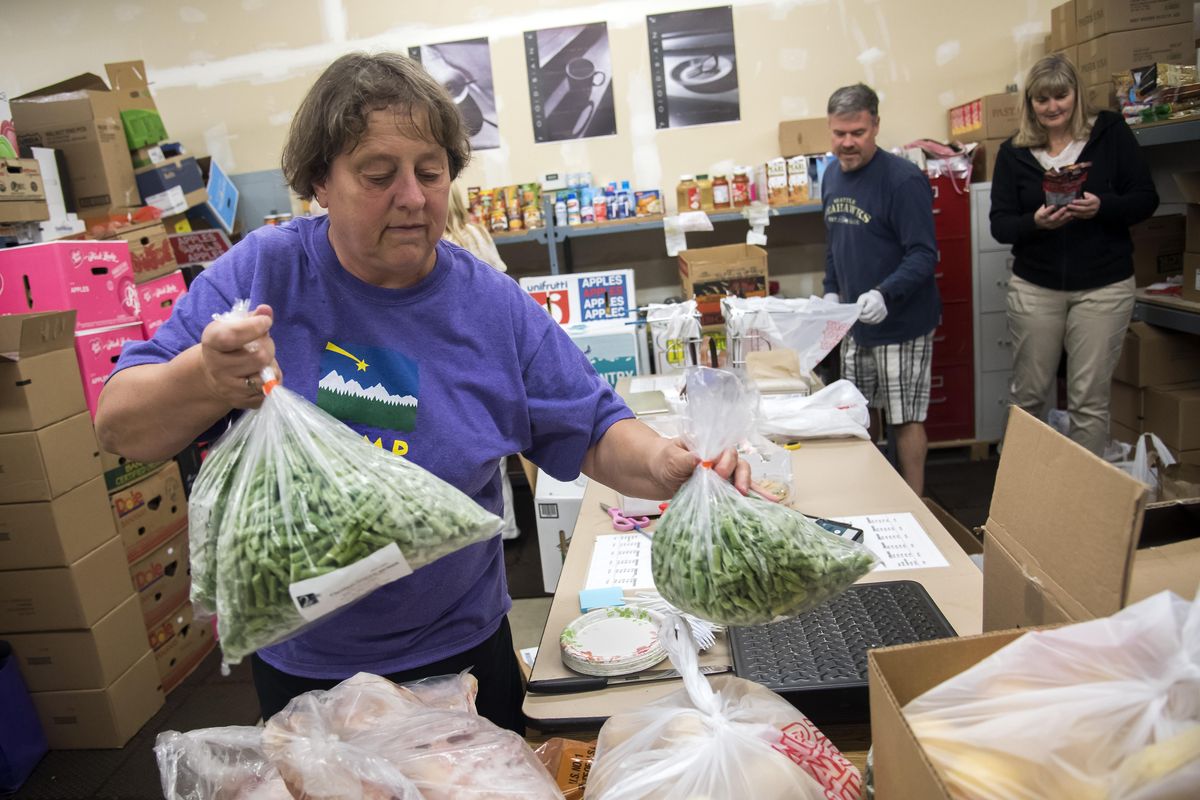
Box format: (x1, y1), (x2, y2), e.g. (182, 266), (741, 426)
(651, 367), (876, 626)
(189, 301), (502, 666)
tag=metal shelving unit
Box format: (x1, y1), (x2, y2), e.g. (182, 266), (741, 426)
(1129, 116), (1200, 147)
(495, 198), (823, 274)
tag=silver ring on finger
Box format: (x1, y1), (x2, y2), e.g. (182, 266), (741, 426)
(245, 375), (259, 392)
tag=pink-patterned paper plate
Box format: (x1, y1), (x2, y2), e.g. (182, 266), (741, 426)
(560, 606), (668, 677)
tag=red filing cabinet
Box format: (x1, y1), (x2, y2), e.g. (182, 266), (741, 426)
(927, 174), (974, 442)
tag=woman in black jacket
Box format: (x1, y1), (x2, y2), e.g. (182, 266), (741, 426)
(990, 54), (1158, 455)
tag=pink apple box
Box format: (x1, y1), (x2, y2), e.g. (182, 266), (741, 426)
(137, 270), (187, 340)
(75, 322), (144, 418)
(0, 240), (139, 331)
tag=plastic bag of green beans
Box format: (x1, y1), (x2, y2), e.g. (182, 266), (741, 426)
(189, 311), (502, 667)
(651, 367), (876, 626)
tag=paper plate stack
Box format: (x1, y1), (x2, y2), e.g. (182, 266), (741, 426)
(560, 606), (668, 676)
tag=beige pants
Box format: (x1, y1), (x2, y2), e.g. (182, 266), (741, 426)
(1006, 274), (1135, 455)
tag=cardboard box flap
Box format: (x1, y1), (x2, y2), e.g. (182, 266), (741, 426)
(986, 408), (1147, 618)
(104, 61), (150, 93)
(0, 311), (76, 361)
(16, 74), (109, 100)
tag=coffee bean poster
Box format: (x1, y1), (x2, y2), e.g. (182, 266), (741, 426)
(524, 22), (617, 143)
(409, 38), (499, 151)
(647, 6), (740, 129)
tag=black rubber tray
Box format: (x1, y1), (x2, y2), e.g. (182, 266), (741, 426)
(728, 580), (956, 695)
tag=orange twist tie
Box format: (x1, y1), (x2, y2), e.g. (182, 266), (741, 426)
(262, 378), (281, 395)
(701, 460), (715, 469)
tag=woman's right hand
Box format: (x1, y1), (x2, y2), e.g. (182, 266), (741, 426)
(199, 303), (280, 409)
(1034, 204), (1072, 230)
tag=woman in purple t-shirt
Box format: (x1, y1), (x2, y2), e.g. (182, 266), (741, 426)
(95, 53), (748, 733)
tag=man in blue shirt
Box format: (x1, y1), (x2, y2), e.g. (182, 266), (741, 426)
(821, 83), (940, 495)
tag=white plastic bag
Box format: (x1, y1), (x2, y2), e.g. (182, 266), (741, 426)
(156, 726), (297, 800)
(905, 591), (1200, 800)
(722, 295), (859, 375)
(189, 301), (502, 665)
(587, 615), (864, 800)
(651, 368), (876, 625)
(1114, 432), (1177, 494)
(645, 301), (701, 374)
(757, 379), (871, 440)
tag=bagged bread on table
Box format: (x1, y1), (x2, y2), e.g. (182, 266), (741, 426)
(587, 615), (864, 800)
(189, 301), (502, 665)
(651, 367), (875, 626)
(905, 591), (1200, 800)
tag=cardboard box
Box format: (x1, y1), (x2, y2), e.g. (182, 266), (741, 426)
(1110, 417), (1140, 445)
(110, 461), (186, 563)
(134, 155), (206, 213)
(778, 117), (831, 158)
(102, 220), (178, 284)
(0, 240), (138, 330)
(10, 75), (140, 214)
(30, 647), (163, 749)
(168, 228), (230, 266)
(678, 244), (769, 326)
(1050, 0), (1078, 48)
(136, 270), (187, 340)
(1112, 321), (1200, 386)
(1075, 23), (1194, 87)
(0, 411), (100, 504)
(981, 407), (1200, 631)
(129, 526), (190, 627)
(0, 312), (86, 433)
(6, 593), (148, 692)
(0, 537), (134, 633)
(947, 93), (1020, 143)
(1142, 381), (1200, 451)
(1053, 44), (1080, 67)
(1131, 214), (1184, 287)
(1084, 80), (1119, 111)
(534, 470), (588, 594)
(1183, 253), (1200, 303)
(869, 628), (1028, 800)
(1109, 379), (1143, 431)
(98, 449), (163, 494)
(969, 138), (1008, 183)
(74, 322), (145, 419)
(1075, 0), (1193, 40)
(0, 158), (50, 223)
(103, 61), (166, 151)
(0, 476), (118, 571)
(149, 601), (215, 693)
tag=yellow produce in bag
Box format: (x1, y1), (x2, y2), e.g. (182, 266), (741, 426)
(905, 591), (1200, 799)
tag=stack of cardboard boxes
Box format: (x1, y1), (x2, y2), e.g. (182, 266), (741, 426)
(0, 311), (164, 749)
(946, 93), (1020, 182)
(1109, 321), (1200, 465)
(1050, 0), (1195, 111)
(1180, 172), (1200, 303)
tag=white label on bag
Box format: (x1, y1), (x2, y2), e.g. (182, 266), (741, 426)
(289, 542), (413, 622)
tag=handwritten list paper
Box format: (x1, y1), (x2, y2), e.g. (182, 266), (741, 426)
(839, 512), (949, 571)
(584, 533), (656, 590)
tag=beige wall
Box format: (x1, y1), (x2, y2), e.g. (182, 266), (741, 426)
(8, 0), (1059, 205)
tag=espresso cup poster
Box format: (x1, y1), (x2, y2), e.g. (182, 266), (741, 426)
(524, 22), (617, 143)
(647, 6), (740, 129)
(409, 39), (499, 150)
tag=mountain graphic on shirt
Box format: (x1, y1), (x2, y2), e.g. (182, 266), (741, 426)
(316, 342), (419, 431)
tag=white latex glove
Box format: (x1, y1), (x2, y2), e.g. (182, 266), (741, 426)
(856, 289), (887, 324)
(822, 292), (841, 304)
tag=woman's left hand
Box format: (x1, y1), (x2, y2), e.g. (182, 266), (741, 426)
(1067, 192), (1100, 220)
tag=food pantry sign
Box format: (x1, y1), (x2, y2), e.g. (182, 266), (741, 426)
(519, 268), (636, 326)
(168, 230), (232, 267)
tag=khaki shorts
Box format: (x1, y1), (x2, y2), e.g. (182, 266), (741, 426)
(840, 333), (934, 424)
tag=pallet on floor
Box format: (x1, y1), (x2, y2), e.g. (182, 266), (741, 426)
(928, 438), (996, 461)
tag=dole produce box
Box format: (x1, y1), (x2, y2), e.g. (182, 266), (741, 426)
(0, 241), (138, 330)
(520, 269), (637, 326)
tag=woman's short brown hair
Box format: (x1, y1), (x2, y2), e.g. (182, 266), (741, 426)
(282, 52), (471, 200)
(1013, 54), (1093, 148)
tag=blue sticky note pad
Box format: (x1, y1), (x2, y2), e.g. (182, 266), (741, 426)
(579, 586), (625, 613)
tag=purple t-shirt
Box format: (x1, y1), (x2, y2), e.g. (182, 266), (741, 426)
(114, 215), (632, 678)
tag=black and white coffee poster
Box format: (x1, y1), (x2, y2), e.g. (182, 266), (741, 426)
(647, 7), (740, 129)
(524, 22), (617, 143)
(409, 38), (499, 151)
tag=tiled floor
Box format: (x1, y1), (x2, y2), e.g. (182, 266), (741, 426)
(8, 445), (999, 799)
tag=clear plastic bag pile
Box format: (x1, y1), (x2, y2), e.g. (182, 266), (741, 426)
(651, 368), (876, 625)
(157, 671), (566, 800)
(587, 615), (864, 800)
(189, 302), (501, 665)
(905, 591), (1200, 800)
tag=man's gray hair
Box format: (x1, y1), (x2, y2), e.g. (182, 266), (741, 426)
(827, 83), (879, 118)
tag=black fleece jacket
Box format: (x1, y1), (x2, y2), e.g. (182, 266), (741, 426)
(989, 111), (1159, 291)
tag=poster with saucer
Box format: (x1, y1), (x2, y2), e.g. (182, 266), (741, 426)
(524, 22), (617, 143)
(409, 38), (499, 151)
(647, 6), (740, 129)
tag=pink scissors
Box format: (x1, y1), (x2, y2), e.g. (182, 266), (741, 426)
(599, 502), (650, 533)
